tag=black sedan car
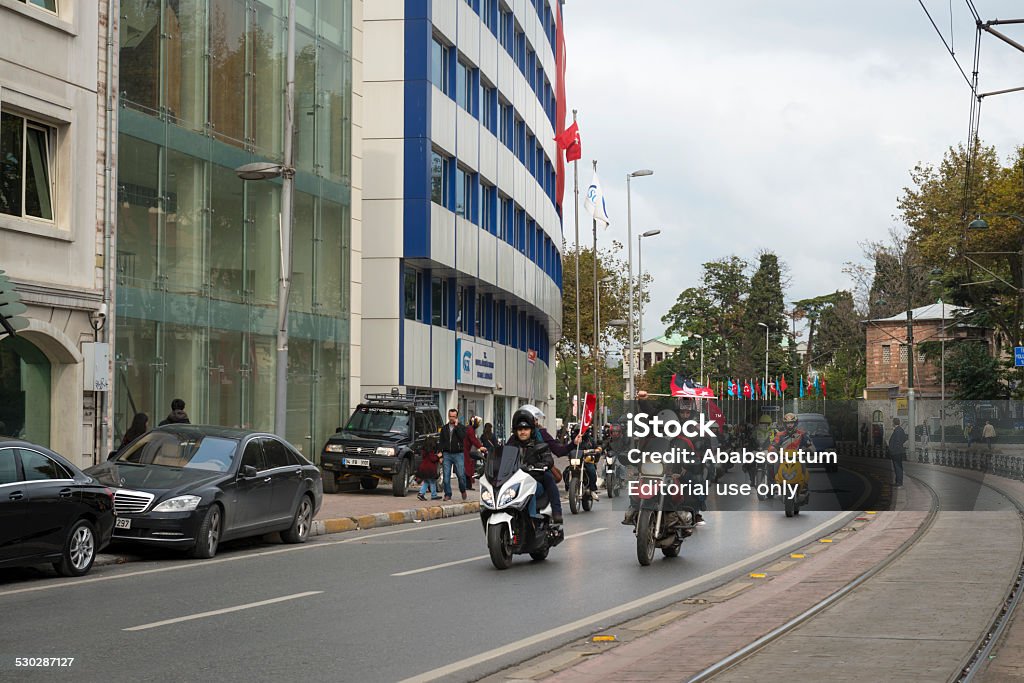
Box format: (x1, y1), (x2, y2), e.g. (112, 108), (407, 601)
(85, 426), (322, 559)
(0, 441), (115, 577)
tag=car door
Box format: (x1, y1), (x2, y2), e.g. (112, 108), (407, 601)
(16, 448), (80, 559)
(0, 447), (30, 563)
(230, 438), (275, 533)
(262, 437), (302, 525)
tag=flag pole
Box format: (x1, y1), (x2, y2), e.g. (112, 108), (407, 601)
(592, 159), (599, 424)
(573, 110), (582, 426)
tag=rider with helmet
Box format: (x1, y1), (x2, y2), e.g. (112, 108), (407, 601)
(771, 412), (815, 491)
(508, 407), (564, 523)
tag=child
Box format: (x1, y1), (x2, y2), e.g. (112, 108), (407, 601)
(416, 448), (442, 501)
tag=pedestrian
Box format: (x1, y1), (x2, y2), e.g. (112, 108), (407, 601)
(438, 408), (484, 501)
(115, 412), (149, 457)
(480, 422), (499, 454)
(983, 420), (997, 452)
(860, 422), (868, 446)
(158, 398), (190, 426)
(888, 417), (907, 487)
(463, 415), (486, 491)
(416, 448), (442, 501)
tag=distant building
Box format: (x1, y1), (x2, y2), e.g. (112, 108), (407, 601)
(626, 333), (684, 379)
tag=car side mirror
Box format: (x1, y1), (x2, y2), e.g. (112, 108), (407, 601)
(241, 465), (258, 479)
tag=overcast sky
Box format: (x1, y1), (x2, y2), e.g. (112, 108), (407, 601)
(560, 0), (1024, 341)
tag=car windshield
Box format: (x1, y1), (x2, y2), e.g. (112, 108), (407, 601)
(114, 432), (240, 473)
(345, 408), (411, 435)
(800, 421), (832, 437)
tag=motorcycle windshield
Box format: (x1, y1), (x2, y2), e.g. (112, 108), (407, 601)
(490, 447), (523, 488)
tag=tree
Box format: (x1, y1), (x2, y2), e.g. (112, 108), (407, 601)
(744, 251), (791, 382)
(813, 292), (866, 400)
(944, 341), (1006, 402)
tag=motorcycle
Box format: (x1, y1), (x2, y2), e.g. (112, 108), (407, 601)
(631, 459), (697, 566)
(565, 449), (599, 514)
(479, 446), (565, 569)
(603, 450), (624, 498)
(776, 451), (810, 517)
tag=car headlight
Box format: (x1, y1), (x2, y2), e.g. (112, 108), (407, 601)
(152, 495), (202, 512)
(497, 484), (521, 507)
(480, 485), (494, 508)
(375, 446), (396, 456)
(325, 444), (344, 453)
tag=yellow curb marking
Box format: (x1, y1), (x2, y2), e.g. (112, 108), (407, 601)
(592, 635), (616, 642)
(790, 553), (805, 559)
(819, 539), (833, 543)
(749, 573), (767, 578)
(865, 511), (877, 514)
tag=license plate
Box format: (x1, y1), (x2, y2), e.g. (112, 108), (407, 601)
(344, 458), (370, 467)
(115, 517), (131, 530)
(570, 458), (581, 466)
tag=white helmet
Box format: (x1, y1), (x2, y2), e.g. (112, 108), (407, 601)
(519, 404), (545, 424)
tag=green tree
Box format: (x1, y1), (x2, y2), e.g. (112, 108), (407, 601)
(744, 251), (791, 382)
(944, 341), (1006, 402)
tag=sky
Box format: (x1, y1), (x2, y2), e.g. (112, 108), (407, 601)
(559, 0), (1024, 342)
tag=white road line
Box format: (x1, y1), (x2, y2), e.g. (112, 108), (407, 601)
(397, 510), (853, 683)
(391, 528), (608, 577)
(123, 591), (323, 632)
(0, 517), (478, 599)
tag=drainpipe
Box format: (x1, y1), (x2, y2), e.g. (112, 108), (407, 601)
(99, 0), (118, 462)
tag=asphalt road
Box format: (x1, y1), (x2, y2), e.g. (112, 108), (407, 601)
(0, 467), (864, 683)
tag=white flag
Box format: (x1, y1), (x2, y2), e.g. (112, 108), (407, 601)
(585, 173), (610, 226)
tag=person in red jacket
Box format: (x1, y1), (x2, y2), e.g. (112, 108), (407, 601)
(416, 449), (442, 500)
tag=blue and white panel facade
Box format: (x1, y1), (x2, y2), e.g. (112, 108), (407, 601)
(363, 0), (563, 436)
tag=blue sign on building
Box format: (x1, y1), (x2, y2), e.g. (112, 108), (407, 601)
(1015, 347), (1024, 367)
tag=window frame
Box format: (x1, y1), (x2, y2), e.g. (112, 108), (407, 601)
(0, 109), (57, 224)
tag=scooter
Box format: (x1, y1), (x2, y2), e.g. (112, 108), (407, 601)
(776, 451), (810, 517)
(479, 446), (564, 569)
(631, 460), (697, 566)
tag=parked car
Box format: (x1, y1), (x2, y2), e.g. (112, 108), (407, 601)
(0, 441), (115, 577)
(796, 413), (839, 472)
(320, 394), (442, 496)
(85, 426), (322, 559)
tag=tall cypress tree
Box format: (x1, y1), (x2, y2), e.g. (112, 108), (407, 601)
(745, 251), (790, 383)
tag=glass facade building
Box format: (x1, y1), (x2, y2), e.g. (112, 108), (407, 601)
(116, 0), (353, 457)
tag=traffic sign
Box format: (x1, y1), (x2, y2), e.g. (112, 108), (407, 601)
(1016, 347), (1024, 367)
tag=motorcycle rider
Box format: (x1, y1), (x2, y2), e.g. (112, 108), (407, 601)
(771, 412), (815, 492)
(520, 404), (596, 501)
(505, 408), (563, 524)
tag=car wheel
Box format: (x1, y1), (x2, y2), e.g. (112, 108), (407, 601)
(191, 505), (222, 559)
(53, 519), (97, 577)
(322, 471), (338, 494)
(282, 495), (314, 544)
(392, 459), (410, 497)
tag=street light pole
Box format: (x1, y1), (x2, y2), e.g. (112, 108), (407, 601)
(625, 169), (653, 401)
(637, 229), (661, 387)
(758, 322), (768, 401)
(596, 275), (614, 428)
(693, 333), (704, 386)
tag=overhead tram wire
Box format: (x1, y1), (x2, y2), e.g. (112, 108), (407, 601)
(916, 0), (976, 91)
(961, 22), (983, 224)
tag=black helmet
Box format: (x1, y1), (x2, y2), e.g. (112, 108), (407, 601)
(512, 409), (535, 432)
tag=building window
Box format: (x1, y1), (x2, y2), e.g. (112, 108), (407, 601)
(482, 84), (497, 132)
(456, 59), (473, 112)
(431, 38), (451, 94)
(19, 0), (57, 12)
(499, 195), (511, 242)
(455, 166), (474, 219)
(482, 183), (495, 234)
(404, 267), (423, 322)
(917, 348), (926, 362)
(500, 6), (513, 51)
(499, 101), (513, 148)
(475, 291), (483, 337)
(431, 150), (449, 206)
(0, 112), (55, 221)
(482, 0), (497, 34)
(899, 344), (908, 363)
(431, 277), (448, 327)
(881, 345), (891, 364)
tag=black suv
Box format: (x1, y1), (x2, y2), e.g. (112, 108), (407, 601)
(320, 394), (443, 496)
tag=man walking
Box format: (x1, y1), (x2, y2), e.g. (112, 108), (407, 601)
(983, 420), (997, 452)
(438, 408), (480, 501)
(888, 417), (907, 488)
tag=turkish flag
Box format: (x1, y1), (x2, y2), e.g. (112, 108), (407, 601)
(821, 377), (827, 398)
(555, 122), (581, 162)
(579, 393), (597, 437)
(769, 380), (778, 395)
(779, 375), (789, 393)
(742, 381), (751, 399)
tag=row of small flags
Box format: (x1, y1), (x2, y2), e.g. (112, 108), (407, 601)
(722, 375), (826, 399)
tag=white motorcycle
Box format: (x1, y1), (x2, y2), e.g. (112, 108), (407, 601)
(479, 446), (564, 570)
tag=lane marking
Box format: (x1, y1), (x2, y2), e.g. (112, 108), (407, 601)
(398, 510), (853, 683)
(0, 517), (478, 599)
(123, 591), (322, 631)
(391, 528), (608, 576)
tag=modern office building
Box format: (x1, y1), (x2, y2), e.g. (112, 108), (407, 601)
(0, 0), (114, 466)
(362, 0), (564, 436)
(114, 0), (361, 457)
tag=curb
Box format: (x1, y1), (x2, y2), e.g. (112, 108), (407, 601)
(310, 501), (480, 536)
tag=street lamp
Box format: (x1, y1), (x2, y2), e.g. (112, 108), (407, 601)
(692, 333), (704, 386)
(626, 169), (653, 400)
(235, 0), (297, 439)
(637, 229), (661, 385)
(757, 322), (768, 401)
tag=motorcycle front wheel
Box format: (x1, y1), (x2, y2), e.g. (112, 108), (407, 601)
(636, 510), (657, 566)
(568, 471), (581, 514)
(606, 473), (615, 498)
(784, 496), (796, 518)
(487, 524), (514, 569)
(756, 469), (768, 501)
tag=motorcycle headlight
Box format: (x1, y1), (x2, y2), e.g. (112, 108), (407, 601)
(152, 495), (202, 513)
(375, 446), (396, 456)
(325, 444), (344, 453)
(570, 458), (582, 466)
(497, 484), (521, 507)
(480, 485), (494, 508)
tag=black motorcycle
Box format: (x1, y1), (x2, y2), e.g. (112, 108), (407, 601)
(631, 459), (697, 566)
(565, 448), (599, 514)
